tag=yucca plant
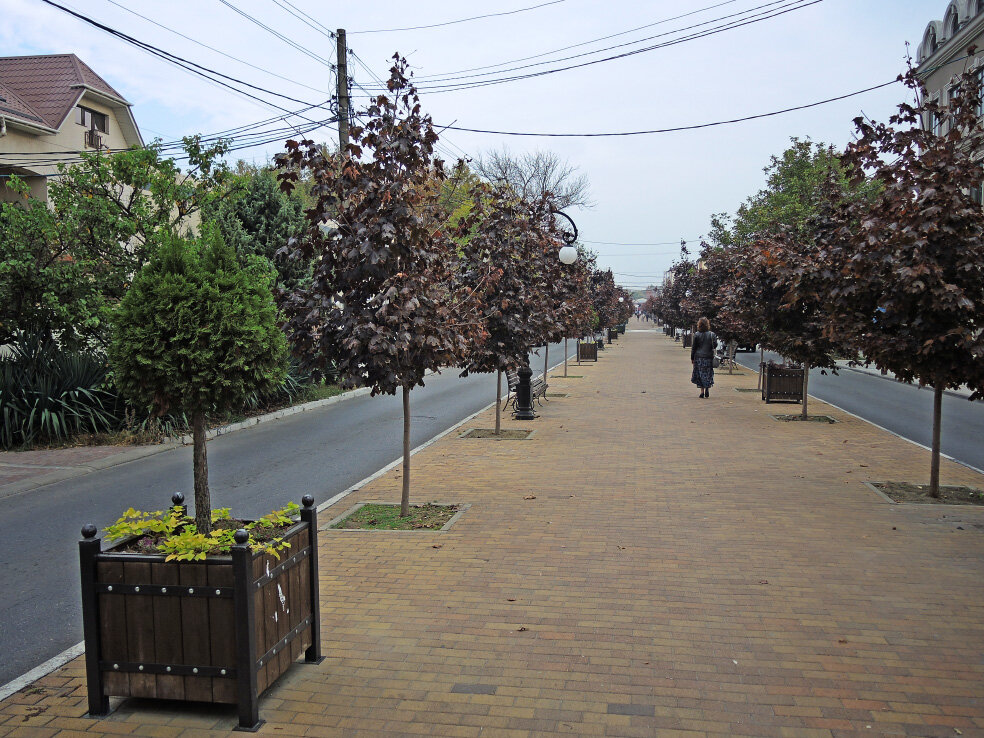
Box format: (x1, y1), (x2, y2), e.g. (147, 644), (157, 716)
(0, 333), (125, 449)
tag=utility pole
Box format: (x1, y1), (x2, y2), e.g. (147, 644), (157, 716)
(335, 28), (350, 152)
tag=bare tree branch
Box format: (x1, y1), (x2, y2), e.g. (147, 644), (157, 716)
(474, 147), (593, 211)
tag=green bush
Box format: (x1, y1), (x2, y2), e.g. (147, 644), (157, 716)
(110, 226), (288, 533)
(0, 334), (125, 449)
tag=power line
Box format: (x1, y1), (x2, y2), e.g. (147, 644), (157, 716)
(275, 0), (336, 36)
(215, 0), (335, 69)
(408, 0), (741, 81)
(409, 0), (795, 86)
(595, 252), (687, 257)
(583, 240), (696, 246)
(40, 0), (332, 121)
(350, 0), (567, 34)
(100, 0), (331, 95)
(356, 0), (818, 94)
(436, 79), (900, 137)
(0, 114), (338, 169)
(269, 0), (335, 42)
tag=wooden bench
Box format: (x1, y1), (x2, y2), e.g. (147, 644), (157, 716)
(504, 368), (548, 409)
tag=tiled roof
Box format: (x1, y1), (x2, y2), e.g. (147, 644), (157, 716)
(0, 54), (128, 130)
(0, 79), (46, 126)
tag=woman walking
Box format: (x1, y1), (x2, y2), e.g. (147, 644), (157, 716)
(690, 317), (717, 398)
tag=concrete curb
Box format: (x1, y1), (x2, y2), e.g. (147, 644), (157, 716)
(173, 387), (372, 445)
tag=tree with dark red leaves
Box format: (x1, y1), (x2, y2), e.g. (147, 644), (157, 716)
(276, 56), (487, 516)
(457, 187), (560, 433)
(822, 68), (984, 497)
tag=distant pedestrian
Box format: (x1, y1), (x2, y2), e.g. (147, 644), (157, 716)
(690, 316), (717, 398)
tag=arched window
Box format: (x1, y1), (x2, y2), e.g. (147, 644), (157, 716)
(944, 5), (959, 37)
(978, 0), (984, 15)
(928, 27), (939, 54)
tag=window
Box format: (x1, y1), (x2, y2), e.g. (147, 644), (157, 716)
(930, 99), (945, 135)
(978, 67), (984, 116)
(944, 7), (959, 37)
(971, 164), (984, 206)
(928, 28), (938, 54)
(75, 105), (107, 133)
(978, 0), (984, 16)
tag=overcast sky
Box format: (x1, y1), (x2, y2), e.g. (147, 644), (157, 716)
(3, 0), (941, 290)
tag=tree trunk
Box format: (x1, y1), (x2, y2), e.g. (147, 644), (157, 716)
(929, 384), (943, 499)
(563, 337), (568, 377)
(401, 385), (411, 517)
(727, 340), (737, 375)
(757, 346), (765, 390)
(192, 410), (211, 535)
(495, 369), (502, 436)
(801, 361), (810, 419)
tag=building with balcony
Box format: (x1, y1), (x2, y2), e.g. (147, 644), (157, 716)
(0, 54), (142, 203)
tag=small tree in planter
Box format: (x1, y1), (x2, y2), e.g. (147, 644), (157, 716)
(822, 68), (984, 497)
(276, 56), (486, 516)
(717, 238), (785, 388)
(91, 227), (317, 731)
(746, 233), (846, 417)
(109, 226), (287, 533)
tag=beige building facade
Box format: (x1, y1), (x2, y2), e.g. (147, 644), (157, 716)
(916, 1), (984, 123)
(0, 54), (142, 203)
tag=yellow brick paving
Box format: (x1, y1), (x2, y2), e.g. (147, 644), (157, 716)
(3, 322), (983, 738)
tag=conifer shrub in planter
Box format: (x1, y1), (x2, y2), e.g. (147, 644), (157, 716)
(80, 227), (320, 730)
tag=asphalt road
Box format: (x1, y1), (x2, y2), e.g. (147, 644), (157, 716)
(734, 350), (984, 472)
(0, 341), (577, 686)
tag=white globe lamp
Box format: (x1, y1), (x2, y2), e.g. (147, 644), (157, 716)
(558, 245), (578, 265)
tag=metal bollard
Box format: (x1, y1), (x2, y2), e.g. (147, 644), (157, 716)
(513, 366), (536, 420)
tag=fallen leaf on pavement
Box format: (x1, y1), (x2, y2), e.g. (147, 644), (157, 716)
(524, 494), (536, 500)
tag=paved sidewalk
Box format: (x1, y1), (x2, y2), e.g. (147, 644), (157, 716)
(2, 324), (983, 737)
(0, 443), (175, 498)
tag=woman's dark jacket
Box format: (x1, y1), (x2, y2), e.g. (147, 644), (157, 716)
(691, 330), (718, 360)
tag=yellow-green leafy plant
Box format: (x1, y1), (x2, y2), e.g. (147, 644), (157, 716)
(105, 501), (298, 561)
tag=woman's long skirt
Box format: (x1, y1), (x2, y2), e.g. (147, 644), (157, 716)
(691, 357), (714, 388)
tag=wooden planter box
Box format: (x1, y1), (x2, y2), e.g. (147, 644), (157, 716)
(577, 340), (598, 361)
(595, 337), (605, 351)
(616, 323), (626, 334)
(79, 497), (323, 731)
(763, 363), (804, 403)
